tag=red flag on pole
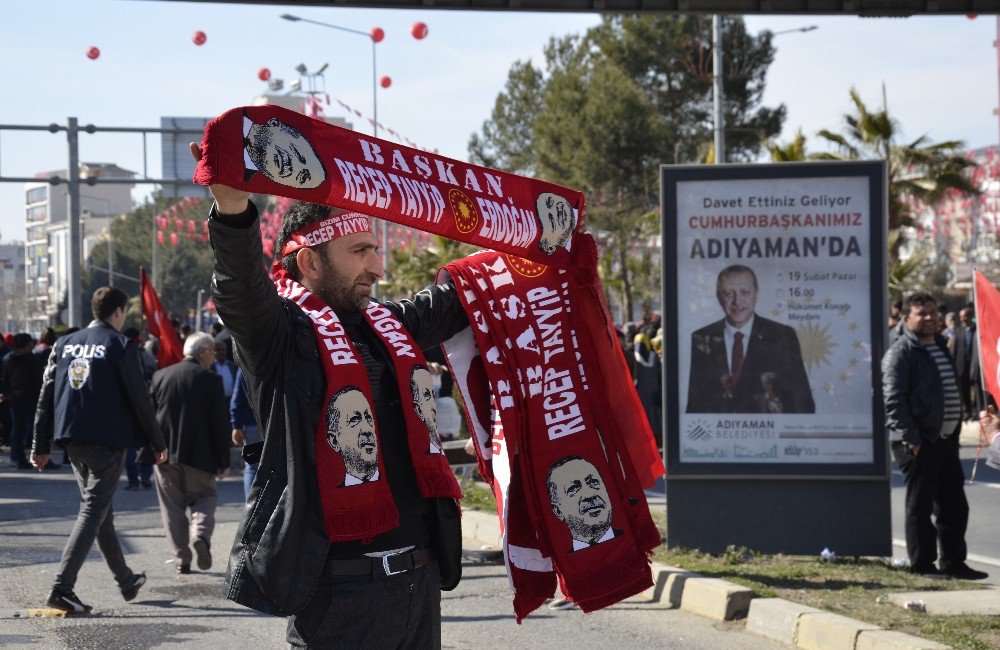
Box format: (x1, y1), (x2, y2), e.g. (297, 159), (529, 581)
(140, 268), (184, 368)
(974, 269), (1000, 407)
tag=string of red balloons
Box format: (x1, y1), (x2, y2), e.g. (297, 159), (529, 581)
(87, 21), (428, 66)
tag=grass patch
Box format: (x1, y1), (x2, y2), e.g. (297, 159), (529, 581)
(654, 546), (997, 650)
(459, 479), (495, 514)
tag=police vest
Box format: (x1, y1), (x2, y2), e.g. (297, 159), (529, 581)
(52, 323), (141, 449)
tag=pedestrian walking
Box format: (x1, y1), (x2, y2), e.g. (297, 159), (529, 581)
(1, 333), (47, 469)
(149, 331), (231, 574)
(31, 287), (168, 613)
(229, 366), (261, 500)
(882, 292), (987, 580)
(195, 148), (465, 648)
(122, 326), (158, 490)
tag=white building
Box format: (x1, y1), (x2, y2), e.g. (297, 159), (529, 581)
(23, 163), (135, 329)
(0, 241), (26, 333)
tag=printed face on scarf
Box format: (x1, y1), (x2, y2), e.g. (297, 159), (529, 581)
(547, 456), (613, 546)
(307, 230), (383, 312)
(245, 117), (326, 189)
(535, 192), (575, 255)
(327, 387), (378, 482)
(410, 366), (442, 452)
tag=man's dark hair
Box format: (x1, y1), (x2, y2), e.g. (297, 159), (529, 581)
(40, 327), (56, 346)
(13, 333), (33, 350)
(716, 265), (758, 297)
(902, 292), (937, 317)
(891, 300), (903, 313)
(209, 322), (224, 336)
(274, 201), (346, 280)
(122, 326), (140, 341)
(91, 286), (129, 321)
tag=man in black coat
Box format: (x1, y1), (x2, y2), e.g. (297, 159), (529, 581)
(1, 333), (45, 469)
(191, 141), (467, 648)
(149, 331), (231, 574)
(687, 265), (815, 414)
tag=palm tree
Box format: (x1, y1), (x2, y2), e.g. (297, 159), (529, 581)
(766, 128), (807, 162)
(380, 236), (477, 300)
(814, 86), (979, 262)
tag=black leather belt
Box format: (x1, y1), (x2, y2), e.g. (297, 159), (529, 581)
(323, 547), (434, 578)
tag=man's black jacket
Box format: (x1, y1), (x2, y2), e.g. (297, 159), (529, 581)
(33, 321), (165, 455)
(149, 357), (231, 474)
(882, 326), (955, 447)
(1, 350), (42, 405)
(210, 203), (468, 616)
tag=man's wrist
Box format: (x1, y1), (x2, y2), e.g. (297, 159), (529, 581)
(215, 198), (251, 216)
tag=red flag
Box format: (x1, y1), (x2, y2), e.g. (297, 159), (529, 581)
(140, 268), (184, 368)
(974, 269), (1000, 407)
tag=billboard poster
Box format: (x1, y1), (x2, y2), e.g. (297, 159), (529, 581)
(662, 162), (887, 477)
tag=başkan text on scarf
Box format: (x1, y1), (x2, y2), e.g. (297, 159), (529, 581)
(193, 105), (586, 269)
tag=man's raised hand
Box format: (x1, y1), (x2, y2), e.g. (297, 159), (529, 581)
(188, 142), (251, 215)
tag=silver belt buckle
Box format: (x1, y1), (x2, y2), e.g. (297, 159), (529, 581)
(382, 550), (407, 576)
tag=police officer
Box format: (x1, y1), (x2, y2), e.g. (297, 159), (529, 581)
(31, 287), (168, 613)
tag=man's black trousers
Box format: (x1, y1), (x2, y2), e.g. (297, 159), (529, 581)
(894, 435), (969, 572)
(286, 559), (440, 649)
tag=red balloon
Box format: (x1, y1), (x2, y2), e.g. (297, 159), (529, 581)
(157, 232), (165, 245)
(411, 22), (428, 40)
(380, 75), (392, 89)
(370, 27), (385, 43)
(258, 67), (271, 81)
(86, 46), (100, 60)
(169, 232), (179, 246)
(192, 30), (207, 45)
(968, 13), (978, 19)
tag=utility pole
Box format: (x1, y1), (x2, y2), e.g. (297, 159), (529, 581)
(712, 16), (725, 165)
(66, 117), (82, 326)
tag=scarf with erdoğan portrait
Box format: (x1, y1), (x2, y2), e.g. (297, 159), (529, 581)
(271, 210), (461, 542)
(438, 243), (662, 621)
(193, 105), (664, 618)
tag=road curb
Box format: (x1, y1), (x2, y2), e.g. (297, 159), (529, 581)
(460, 509), (953, 648)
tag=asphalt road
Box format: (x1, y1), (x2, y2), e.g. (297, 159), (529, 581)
(0, 460), (785, 649)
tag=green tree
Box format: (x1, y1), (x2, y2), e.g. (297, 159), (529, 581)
(380, 235), (477, 300)
(814, 86), (979, 263)
(470, 15), (784, 319)
(82, 192), (216, 321)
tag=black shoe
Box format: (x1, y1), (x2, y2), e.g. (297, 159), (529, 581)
(16, 460), (32, 470)
(943, 564), (989, 581)
(43, 460), (59, 470)
(140, 479), (153, 489)
(910, 565), (947, 579)
(193, 537), (212, 571)
(124, 484), (140, 491)
(176, 564), (191, 575)
(46, 588), (93, 614)
(121, 573), (146, 602)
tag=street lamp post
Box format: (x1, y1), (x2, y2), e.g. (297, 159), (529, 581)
(711, 21), (819, 165)
(280, 15), (424, 298)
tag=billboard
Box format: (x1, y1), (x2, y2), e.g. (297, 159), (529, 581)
(662, 161), (887, 477)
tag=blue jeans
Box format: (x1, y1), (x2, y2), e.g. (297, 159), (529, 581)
(124, 448), (153, 487)
(55, 443), (134, 591)
(243, 461), (259, 501)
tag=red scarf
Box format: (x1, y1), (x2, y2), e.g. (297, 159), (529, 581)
(194, 105), (586, 269)
(440, 246), (661, 621)
(273, 264), (461, 542)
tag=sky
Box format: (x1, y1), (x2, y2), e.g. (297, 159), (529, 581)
(0, 2), (996, 242)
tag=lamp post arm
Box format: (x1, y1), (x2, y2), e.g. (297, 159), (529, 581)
(281, 15), (372, 39)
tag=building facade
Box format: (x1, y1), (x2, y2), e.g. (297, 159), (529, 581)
(0, 241), (26, 333)
(23, 163), (135, 330)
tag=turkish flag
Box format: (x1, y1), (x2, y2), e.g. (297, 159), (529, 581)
(974, 270), (1000, 407)
(140, 268), (184, 368)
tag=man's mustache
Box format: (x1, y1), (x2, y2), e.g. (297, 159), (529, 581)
(356, 272), (379, 285)
(579, 495), (606, 514)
